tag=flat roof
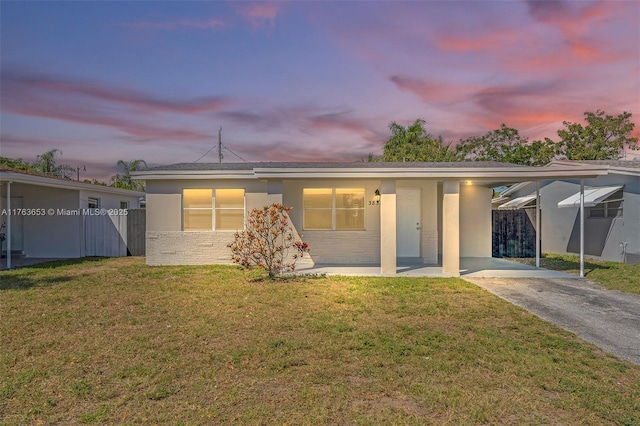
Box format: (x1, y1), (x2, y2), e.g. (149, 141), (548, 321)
(132, 161), (609, 185)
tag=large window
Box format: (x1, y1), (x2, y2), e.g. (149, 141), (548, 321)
(215, 189), (245, 230)
(303, 188), (364, 230)
(183, 189), (213, 231)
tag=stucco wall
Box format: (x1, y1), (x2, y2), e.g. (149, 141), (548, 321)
(460, 185), (492, 257)
(145, 179), (273, 265)
(2, 183), (82, 258)
(144, 177), (451, 267)
(511, 175), (640, 262)
(79, 190), (140, 209)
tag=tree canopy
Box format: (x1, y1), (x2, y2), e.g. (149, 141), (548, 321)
(373, 119), (461, 162)
(456, 125), (557, 166)
(557, 110), (638, 160)
(372, 110), (637, 165)
(110, 159), (148, 191)
(1, 150), (147, 190)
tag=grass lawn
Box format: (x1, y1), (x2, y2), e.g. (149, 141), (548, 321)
(513, 253), (640, 295)
(1, 258), (639, 425)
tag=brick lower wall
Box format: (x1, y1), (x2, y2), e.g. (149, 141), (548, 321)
(147, 228), (439, 266)
(302, 231), (381, 265)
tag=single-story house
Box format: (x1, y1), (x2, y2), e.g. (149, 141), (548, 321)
(1, 168), (145, 265)
(133, 161), (610, 276)
(498, 160), (640, 263)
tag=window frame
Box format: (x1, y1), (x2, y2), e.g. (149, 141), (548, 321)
(588, 195), (623, 219)
(214, 189), (246, 231)
(182, 189), (213, 231)
(303, 188), (365, 231)
(88, 197), (100, 209)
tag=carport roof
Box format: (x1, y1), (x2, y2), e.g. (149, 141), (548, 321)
(0, 169), (145, 196)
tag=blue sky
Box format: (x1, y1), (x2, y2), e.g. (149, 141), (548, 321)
(1, 1), (639, 180)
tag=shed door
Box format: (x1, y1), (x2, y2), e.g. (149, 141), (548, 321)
(397, 188), (421, 257)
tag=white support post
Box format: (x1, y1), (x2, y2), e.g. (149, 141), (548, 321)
(6, 181), (11, 270)
(580, 179), (584, 278)
(535, 181), (540, 268)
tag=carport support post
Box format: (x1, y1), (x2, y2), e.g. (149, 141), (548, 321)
(6, 181), (11, 270)
(535, 181), (540, 268)
(580, 179), (584, 278)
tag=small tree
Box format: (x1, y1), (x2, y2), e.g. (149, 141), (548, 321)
(228, 204), (310, 278)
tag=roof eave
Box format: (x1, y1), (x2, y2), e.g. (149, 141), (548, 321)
(0, 171), (145, 196)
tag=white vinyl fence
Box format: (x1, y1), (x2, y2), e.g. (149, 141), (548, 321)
(84, 213), (128, 257)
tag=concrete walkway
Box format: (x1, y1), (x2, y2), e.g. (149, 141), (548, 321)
(295, 257), (575, 279)
(465, 276), (640, 365)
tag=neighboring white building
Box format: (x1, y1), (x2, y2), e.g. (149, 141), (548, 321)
(133, 162), (608, 276)
(500, 160), (640, 263)
(1, 168), (144, 261)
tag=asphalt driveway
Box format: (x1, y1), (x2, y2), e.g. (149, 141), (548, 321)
(464, 277), (640, 365)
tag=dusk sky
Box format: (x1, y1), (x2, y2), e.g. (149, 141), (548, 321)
(1, 1), (639, 180)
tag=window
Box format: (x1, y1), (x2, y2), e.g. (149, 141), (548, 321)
(120, 201), (129, 209)
(215, 189), (245, 230)
(303, 188), (333, 230)
(303, 188), (365, 230)
(183, 189), (213, 231)
(589, 191), (623, 219)
(88, 197), (100, 209)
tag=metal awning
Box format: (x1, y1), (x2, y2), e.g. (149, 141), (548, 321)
(497, 194), (536, 210)
(557, 186), (623, 209)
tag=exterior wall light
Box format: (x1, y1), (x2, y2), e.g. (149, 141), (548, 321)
(374, 189), (381, 202)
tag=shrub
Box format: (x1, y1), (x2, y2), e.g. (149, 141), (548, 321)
(228, 204), (310, 278)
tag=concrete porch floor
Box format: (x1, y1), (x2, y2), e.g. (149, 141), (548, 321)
(0, 257), (68, 270)
(295, 257), (576, 279)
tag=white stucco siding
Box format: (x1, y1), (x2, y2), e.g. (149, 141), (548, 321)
(6, 184), (82, 258)
(79, 190), (140, 209)
(282, 179), (381, 265)
(146, 193), (182, 232)
(460, 185), (492, 257)
(524, 177), (640, 262)
(145, 179), (271, 265)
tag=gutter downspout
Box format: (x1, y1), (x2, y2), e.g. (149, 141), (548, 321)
(6, 181), (11, 270)
(535, 181), (540, 268)
(580, 179), (584, 278)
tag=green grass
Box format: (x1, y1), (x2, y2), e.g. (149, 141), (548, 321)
(1, 257), (639, 425)
(513, 253), (640, 295)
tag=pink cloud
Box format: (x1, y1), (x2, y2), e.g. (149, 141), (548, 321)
(2, 71), (231, 115)
(389, 75), (479, 104)
(237, 2), (280, 30)
(117, 18), (226, 31)
(1, 71), (225, 142)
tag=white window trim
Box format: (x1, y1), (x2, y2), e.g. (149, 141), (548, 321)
(214, 189), (246, 231)
(88, 197), (100, 209)
(182, 189), (213, 232)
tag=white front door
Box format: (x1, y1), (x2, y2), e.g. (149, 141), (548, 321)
(396, 188), (421, 257)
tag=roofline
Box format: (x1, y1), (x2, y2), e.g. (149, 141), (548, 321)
(132, 165), (608, 182)
(0, 171), (145, 196)
(550, 160), (640, 177)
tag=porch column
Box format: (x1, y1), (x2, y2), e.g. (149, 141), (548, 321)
(380, 180), (396, 275)
(442, 180), (460, 276)
(267, 180), (283, 205)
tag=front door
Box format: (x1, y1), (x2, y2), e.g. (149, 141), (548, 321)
(396, 188), (420, 258)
